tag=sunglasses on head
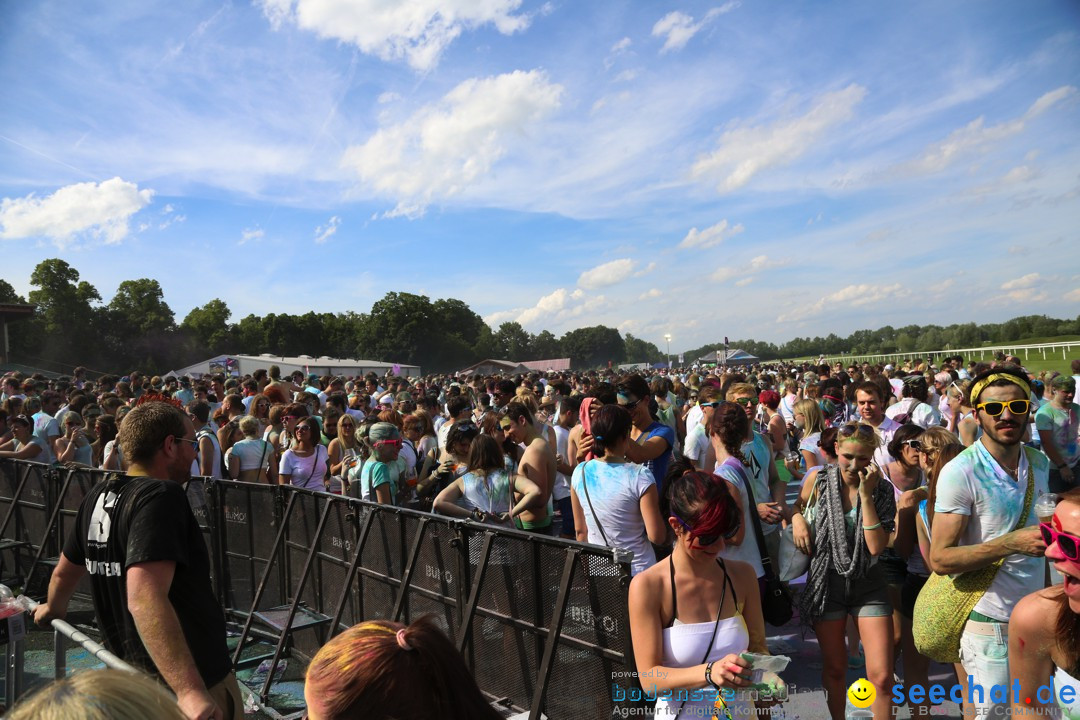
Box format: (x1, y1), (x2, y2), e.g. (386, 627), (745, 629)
(672, 513), (738, 547)
(455, 422), (478, 431)
(837, 423), (875, 439)
(374, 439), (402, 449)
(1040, 523), (1079, 562)
(976, 399), (1031, 417)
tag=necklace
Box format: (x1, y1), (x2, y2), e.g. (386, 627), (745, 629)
(997, 456), (1020, 476)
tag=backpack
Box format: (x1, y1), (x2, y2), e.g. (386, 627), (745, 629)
(893, 400), (923, 426)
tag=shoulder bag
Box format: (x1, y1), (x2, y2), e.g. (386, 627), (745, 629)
(738, 464), (794, 627)
(777, 470), (822, 581)
(912, 448), (1037, 663)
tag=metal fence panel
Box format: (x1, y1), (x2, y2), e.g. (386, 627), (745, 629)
(0, 462), (639, 719)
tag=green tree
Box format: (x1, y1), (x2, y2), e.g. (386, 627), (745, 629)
(531, 330), (561, 359)
(108, 279), (174, 337)
(495, 322), (532, 360)
(28, 258), (101, 362)
(354, 292), (439, 368)
(560, 326), (625, 369)
(181, 299), (232, 354)
(432, 299), (485, 347)
(624, 333), (662, 364)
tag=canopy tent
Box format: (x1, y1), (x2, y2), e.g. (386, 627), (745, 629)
(695, 348), (759, 366)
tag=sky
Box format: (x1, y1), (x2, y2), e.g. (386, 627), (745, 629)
(1, 1), (1079, 355)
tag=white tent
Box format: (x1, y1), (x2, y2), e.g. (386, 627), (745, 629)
(170, 354), (420, 379)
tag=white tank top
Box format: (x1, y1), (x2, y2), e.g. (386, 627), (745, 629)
(655, 562), (753, 718)
(1056, 665), (1080, 719)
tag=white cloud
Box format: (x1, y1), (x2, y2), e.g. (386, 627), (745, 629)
(1001, 272), (1040, 290)
(909, 85), (1076, 174)
(678, 219), (745, 249)
(652, 3), (739, 54)
(578, 258), (637, 289)
(611, 37), (631, 53)
(240, 227), (265, 244)
(259, 0), (531, 71)
(489, 286), (610, 329)
(341, 70), (563, 218)
(313, 215), (341, 244)
(639, 288), (662, 300)
(0, 177), (153, 248)
(711, 254), (790, 283)
(377, 91), (401, 104)
(634, 262), (657, 277)
(777, 282), (909, 323)
(1065, 288), (1080, 303)
(692, 84), (866, 193)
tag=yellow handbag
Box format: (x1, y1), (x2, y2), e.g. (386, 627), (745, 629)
(912, 452), (1035, 663)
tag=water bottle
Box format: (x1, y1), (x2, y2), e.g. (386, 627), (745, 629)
(0, 584), (22, 619)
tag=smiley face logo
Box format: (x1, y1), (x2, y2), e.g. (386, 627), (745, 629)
(847, 678), (875, 709)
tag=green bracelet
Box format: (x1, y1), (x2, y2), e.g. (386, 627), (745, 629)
(862, 522), (882, 531)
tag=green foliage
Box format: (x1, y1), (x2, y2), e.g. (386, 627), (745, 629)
(181, 299), (232, 353)
(8, 259), (1080, 377)
(559, 326), (625, 369)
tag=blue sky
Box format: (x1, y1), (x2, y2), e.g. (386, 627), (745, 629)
(2, 0), (1079, 353)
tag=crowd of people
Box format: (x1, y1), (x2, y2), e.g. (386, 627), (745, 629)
(0, 353), (1078, 719)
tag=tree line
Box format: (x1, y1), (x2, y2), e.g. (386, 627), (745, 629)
(3, 259), (1077, 375)
(1, 259), (661, 374)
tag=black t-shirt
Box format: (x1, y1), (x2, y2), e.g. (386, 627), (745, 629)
(62, 474), (230, 687)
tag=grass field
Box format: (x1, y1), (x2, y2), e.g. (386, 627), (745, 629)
(784, 335), (1080, 376)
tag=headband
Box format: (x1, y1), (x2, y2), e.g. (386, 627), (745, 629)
(969, 373), (1030, 405)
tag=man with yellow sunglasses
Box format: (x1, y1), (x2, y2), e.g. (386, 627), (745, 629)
(929, 366), (1050, 718)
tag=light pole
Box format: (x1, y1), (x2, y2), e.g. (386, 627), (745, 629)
(664, 334), (672, 369)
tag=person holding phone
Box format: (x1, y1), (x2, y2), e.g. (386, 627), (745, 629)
(791, 423), (897, 720)
(55, 411), (93, 466)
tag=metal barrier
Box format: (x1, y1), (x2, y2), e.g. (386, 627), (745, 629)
(0, 460), (639, 719)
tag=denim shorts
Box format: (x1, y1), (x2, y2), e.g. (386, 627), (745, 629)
(959, 619), (1011, 718)
(818, 563), (892, 621)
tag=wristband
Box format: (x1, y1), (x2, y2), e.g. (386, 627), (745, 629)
(862, 522), (882, 531)
(705, 660), (719, 689)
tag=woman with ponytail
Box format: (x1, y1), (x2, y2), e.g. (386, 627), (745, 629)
(570, 404), (667, 575)
(629, 461), (772, 719)
(710, 402), (764, 581)
(304, 616), (503, 720)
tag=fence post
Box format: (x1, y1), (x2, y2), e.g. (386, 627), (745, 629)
(528, 548), (579, 720)
(327, 504), (376, 638)
(391, 516), (429, 623)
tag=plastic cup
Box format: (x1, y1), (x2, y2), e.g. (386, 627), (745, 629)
(1034, 492), (1060, 524)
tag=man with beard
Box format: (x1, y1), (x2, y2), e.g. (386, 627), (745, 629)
(34, 401), (241, 719)
(929, 367), (1049, 718)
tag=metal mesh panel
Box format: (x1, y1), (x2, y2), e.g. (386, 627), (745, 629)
(219, 483), (281, 611)
(16, 463), (54, 575)
(545, 549), (632, 719)
(356, 505), (399, 622)
(465, 528), (540, 710)
(0, 463), (639, 719)
(402, 517), (459, 638)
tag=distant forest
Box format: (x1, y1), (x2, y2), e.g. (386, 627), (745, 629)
(4, 258), (1078, 375)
